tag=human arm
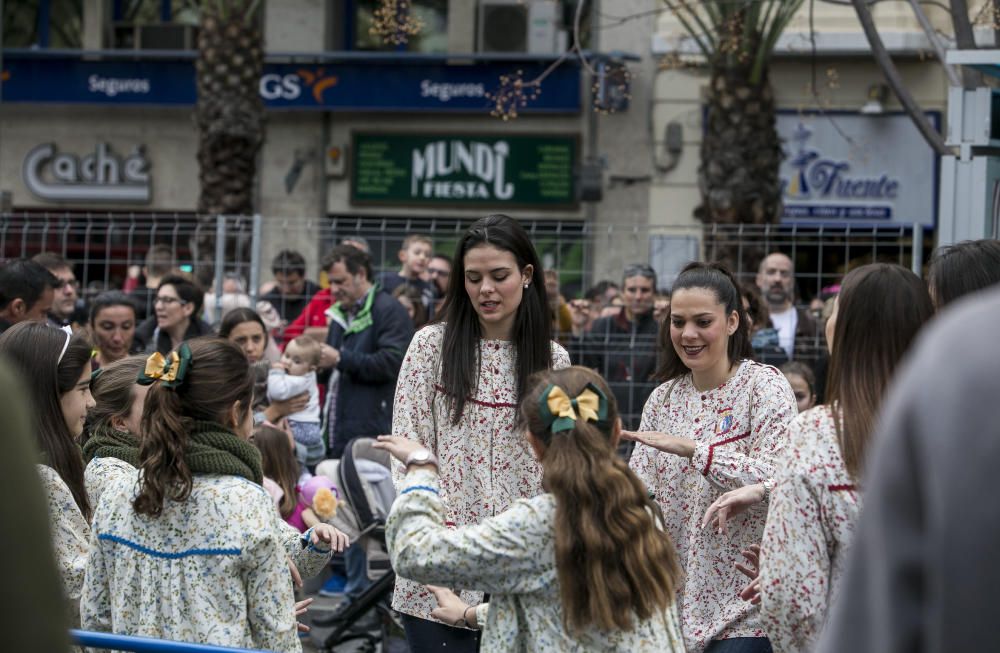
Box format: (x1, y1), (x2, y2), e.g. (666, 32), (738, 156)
(702, 482), (769, 534)
(38, 465), (90, 626)
(273, 512), (336, 580)
(385, 466), (553, 594)
(262, 395), (309, 423)
(428, 586), (484, 629)
(266, 369), (314, 401)
(758, 469), (831, 653)
(390, 327), (441, 488)
(80, 531), (112, 634)
(243, 497), (301, 653)
(691, 367), (797, 491)
(336, 298), (414, 383)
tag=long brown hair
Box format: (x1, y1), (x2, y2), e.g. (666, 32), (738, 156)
(656, 261), (753, 381)
(134, 337), (255, 517)
(826, 264), (933, 478)
(520, 366), (680, 633)
(0, 322), (94, 519)
(88, 355), (146, 436)
(253, 425), (299, 518)
(439, 214), (552, 424)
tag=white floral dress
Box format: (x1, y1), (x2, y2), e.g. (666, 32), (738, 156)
(82, 472), (330, 652)
(390, 323), (570, 620)
(629, 360), (797, 652)
(758, 406), (862, 653)
(388, 467), (686, 652)
(38, 464), (91, 628)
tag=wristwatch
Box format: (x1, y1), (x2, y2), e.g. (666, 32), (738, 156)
(404, 448), (438, 468)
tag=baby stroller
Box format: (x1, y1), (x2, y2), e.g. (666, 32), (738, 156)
(312, 437), (400, 652)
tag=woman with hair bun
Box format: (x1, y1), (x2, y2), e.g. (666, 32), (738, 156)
(81, 337), (348, 652)
(626, 261), (798, 653)
(0, 322), (96, 626)
(377, 365), (684, 652)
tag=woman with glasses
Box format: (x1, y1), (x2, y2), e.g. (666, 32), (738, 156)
(135, 274), (212, 355)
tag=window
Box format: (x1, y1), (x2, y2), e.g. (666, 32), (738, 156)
(111, 0), (200, 50)
(350, 0), (448, 53)
(3, 0), (83, 48)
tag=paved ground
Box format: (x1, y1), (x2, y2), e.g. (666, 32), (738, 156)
(299, 574), (407, 653)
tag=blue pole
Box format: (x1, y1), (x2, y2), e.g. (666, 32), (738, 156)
(71, 630), (266, 653)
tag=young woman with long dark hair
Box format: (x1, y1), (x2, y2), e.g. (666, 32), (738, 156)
(81, 337), (348, 651)
(391, 214), (570, 651)
(751, 263), (933, 652)
(625, 261), (798, 653)
(0, 322), (95, 626)
(378, 366), (684, 651)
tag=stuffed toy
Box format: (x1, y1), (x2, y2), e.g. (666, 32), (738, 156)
(300, 475), (340, 521)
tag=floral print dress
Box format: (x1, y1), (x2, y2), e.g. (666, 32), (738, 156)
(82, 472), (331, 652)
(629, 360), (797, 652)
(758, 406), (862, 653)
(390, 323), (570, 620)
(38, 464), (91, 627)
(388, 467), (686, 652)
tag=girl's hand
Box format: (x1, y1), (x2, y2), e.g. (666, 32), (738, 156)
(311, 524), (350, 553)
(295, 597), (314, 633)
(621, 430), (696, 459)
(702, 484), (766, 534)
(374, 435), (426, 465)
(287, 558), (303, 589)
(427, 585), (474, 627)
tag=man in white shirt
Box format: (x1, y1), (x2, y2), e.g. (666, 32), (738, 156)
(756, 252), (817, 360)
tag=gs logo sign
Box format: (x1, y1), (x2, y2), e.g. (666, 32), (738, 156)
(259, 69), (339, 103)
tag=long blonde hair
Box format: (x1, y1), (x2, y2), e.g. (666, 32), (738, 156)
(521, 366), (681, 633)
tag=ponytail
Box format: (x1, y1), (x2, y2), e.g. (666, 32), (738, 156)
(656, 261), (752, 382)
(133, 337), (255, 517)
(521, 366), (681, 633)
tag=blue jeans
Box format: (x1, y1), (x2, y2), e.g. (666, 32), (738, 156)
(704, 637), (773, 653)
(343, 542), (371, 601)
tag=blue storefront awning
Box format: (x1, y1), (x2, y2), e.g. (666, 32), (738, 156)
(0, 49), (583, 113)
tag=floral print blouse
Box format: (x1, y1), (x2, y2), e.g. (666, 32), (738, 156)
(82, 472), (332, 652)
(83, 456), (329, 580)
(390, 323), (570, 620)
(38, 464), (91, 628)
(629, 361), (796, 652)
(758, 406), (862, 653)
(388, 467), (686, 652)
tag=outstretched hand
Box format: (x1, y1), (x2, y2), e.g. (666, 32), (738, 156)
(701, 484), (766, 534)
(427, 585), (477, 628)
(736, 544), (762, 604)
(374, 435), (426, 465)
(620, 430), (696, 458)
(311, 523), (350, 553)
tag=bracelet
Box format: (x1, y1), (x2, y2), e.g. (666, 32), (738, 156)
(464, 605), (478, 630)
(761, 478), (775, 503)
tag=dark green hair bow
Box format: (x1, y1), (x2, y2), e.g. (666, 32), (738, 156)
(538, 382), (609, 433)
(137, 342), (192, 388)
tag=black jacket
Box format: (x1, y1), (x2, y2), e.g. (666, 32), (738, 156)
(573, 308), (661, 429)
(135, 316), (214, 355)
(325, 288), (414, 457)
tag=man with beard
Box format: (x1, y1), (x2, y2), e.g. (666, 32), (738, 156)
(756, 252), (819, 361)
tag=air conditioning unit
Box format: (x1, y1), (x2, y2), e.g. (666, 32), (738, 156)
(113, 22), (197, 50)
(478, 0), (559, 54)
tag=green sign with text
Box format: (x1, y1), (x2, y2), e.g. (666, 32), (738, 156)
(351, 133), (577, 208)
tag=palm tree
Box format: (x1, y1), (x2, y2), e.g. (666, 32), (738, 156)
(193, 0), (263, 285)
(662, 0), (804, 224)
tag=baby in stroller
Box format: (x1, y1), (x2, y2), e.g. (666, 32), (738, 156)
(311, 437), (399, 651)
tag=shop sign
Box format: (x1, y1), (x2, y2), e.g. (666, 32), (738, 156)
(1, 54), (580, 113)
(22, 143), (152, 203)
(778, 112), (938, 227)
(351, 133), (577, 207)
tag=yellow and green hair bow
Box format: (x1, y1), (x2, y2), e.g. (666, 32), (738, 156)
(538, 382), (609, 433)
(137, 343), (192, 388)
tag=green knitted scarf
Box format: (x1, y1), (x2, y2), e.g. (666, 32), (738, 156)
(186, 421), (263, 485)
(82, 426), (140, 467)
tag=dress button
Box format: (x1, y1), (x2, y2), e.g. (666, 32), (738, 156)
(700, 394), (707, 401)
(695, 418), (700, 424)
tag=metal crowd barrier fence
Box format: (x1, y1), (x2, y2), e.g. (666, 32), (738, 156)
(71, 629), (266, 652)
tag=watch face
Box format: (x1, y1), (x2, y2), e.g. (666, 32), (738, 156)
(412, 449), (430, 463)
